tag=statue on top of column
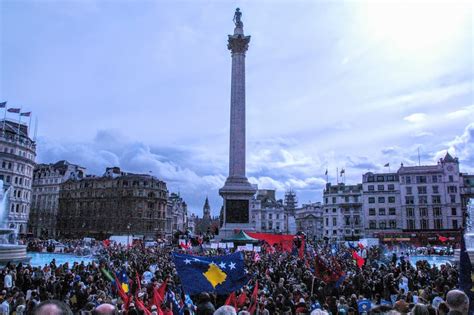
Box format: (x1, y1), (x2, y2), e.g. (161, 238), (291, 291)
(233, 8), (243, 28)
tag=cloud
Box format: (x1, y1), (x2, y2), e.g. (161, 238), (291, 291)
(404, 113), (427, 124)
(445, 123), (474, 171)
(446, 104), (474, 120)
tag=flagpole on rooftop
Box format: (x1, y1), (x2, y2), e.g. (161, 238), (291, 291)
(336, 168), (339, 184)
(1, 102), (6, 137)
(16, 108), (22, 139)
(28, 114), (32, 137)
(33, 116), (38, 142)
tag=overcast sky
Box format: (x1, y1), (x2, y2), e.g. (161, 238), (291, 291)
(1, 0), (472, 216)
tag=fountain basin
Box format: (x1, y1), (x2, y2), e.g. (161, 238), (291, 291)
(0, 244), (30, 264)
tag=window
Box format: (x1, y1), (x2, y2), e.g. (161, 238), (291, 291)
(377, 185), (384, 191)
(418, 196), (428, 204)
(276, 214), (280, 219)
(269, 214), (272, 219)
(405, 196), (414, 204)
(432, 175), (438, 183)
(368, 185), (374, 191)
(379, 208), (386, 215)
(448, 186), (457, 193)
(379, 221), (386, 229)
(377, 175), (384, 181)
(367, 176), (374, 182)
(416, 176), (427, 183)
(332, 197), (336, 203)
(449, 175), (454, 182)
(407, 219), (415, 229)
(388, 184), (395, 191)
(451, 208), (457, 216)
(419, 207), (428, 217)
(387, 175), (394, 181)
(332, 218), (337, 226)
(353, 196), (359, 202)
(450, 195), (456, 203)
(432, 195), (441, 204)
(388, 196), (395, 203)
(452, 220), (458, 229)
(389, 208), (396, 215)
(406, 208), (414, 217)
(417, 186), (427, 194)
(406, 187), (412, 195)
(326, 218), (329, 226)
(406, 176), (411, 184)
(434, 207), (442, 216)
(389, 220), (397, 229)
(368, 197), (375, 204)
(325, 198), (328, 204)
(332, 208), (336, 213)
(421, 219), (428, 229)
(345, 216), (350, 226)
(434, 219), (442, 229)
(369, 208), (376, 216)
(432, 186), (439, 193)
(344, 196), (349, 202)
(378, 197), (385, 203)
(369, 221), (376, 229)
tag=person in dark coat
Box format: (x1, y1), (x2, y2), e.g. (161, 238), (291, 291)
(196, 292), (215, 315)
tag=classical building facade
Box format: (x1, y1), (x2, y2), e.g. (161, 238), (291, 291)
(362, 173), (401, 237)
(165, 192), (188, 238)
(396, 153), (464, 241)
(250, 189), (290, 233)
(0, 120), (36, 235)
(29, 161), (86, 238)
(295, 202), (323, 241)
(323, 183), (363, 241)
(57, 167), (168, 239)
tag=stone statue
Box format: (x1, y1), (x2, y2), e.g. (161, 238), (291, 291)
(233, 8), (243, 27)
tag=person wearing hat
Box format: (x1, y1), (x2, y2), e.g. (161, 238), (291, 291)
(295, 297), (308, 314)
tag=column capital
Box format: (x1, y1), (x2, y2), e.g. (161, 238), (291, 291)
(228, 34), (251, 54)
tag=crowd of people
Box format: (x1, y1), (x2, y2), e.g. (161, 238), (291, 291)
(0, 239), (470, 315)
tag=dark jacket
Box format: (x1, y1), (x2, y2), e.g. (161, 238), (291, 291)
(196, 301), (215, 315)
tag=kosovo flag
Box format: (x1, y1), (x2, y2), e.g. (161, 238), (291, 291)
(116, 269), (129, 293)
(358, 299), (371, 313)
(172, 252), (249, 295)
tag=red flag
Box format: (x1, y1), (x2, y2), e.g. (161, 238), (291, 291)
(136, 272), (141, 292)
(236, 291), (247, 309)
(438, 235), (448, 243)
(225, 292), (237, 309)
(113, 274), (129, 305)
(102, 239), (111, 247)
(352, 251), (365, 269)
(152, 280), (167, 307)
(358, 242), (365, 250)
(248, 281), (259, 315)
(135, 298), (152, 315)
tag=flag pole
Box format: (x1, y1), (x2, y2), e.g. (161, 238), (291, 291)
(16, 109), (22, 140)
(2, 105), (6, 137)
(28, 114), (32, 137)
(336, 168), (339, 184)
(33, 116), (38, 141)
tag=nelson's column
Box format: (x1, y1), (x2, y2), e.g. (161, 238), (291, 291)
(219, 8), (257, 238)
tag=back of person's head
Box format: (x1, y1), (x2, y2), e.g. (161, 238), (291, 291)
(92, 303), (118, 315)
(34, 300), (73, 315)
(437, 301), (450, 315)
(214, 305), (237, 315)
(199, 292), (211, 303)
(445, 289), (469, 313)
(411, 304), (429, 315)
(311, 310), (329, 315)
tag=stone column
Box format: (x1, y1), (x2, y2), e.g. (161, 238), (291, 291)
(227, 24), (250, 181)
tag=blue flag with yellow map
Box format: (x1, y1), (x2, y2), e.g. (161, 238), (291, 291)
(172, 251), (249, 295)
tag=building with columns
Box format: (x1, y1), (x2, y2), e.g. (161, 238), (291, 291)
(295, 202), (323, 241)
(0, 120), (36, 235)
(165, 192), (188, 238)
(323, 183), (363, 241)
(250, 189), (289, 233)
(29, 160), (86, 238)
(57, 167), (168, 239)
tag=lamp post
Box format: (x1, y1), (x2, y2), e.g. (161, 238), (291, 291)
(127, 223), (131, 247)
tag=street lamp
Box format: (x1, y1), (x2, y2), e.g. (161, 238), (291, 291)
(127, 223), (131, 247)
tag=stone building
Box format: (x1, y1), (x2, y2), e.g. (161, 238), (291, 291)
(362, 172), (401, 237)
(295, 202), (323, 241)
(57, 167), (168, 239)
(323, 183), (363, 241)
(251, 189), (290, 233)
(396, 153), (464, 242)
(29, 161), (86, 238)
(194, 197), (219, 235)
(165, 192), (188, 238)
(0, 120), (36, 235)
